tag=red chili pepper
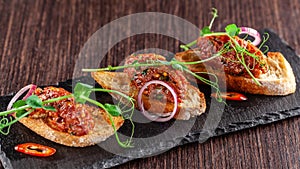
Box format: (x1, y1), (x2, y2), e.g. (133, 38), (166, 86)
(212, 92), (247, 101)
(14, 143), (56, 157)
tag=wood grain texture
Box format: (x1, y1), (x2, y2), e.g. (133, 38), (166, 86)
(0, 0), (299, 168)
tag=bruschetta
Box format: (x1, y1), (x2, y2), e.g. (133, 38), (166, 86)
(175, 35), (296, 95)
(92, 53), (206, 120)
(14, 86), (124, 147)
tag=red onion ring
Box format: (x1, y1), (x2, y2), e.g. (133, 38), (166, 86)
(22, 85), (37, 100)
(137, 80), (178, 122)
(7, 84), (37, 111)
(239, 27), (261, 46)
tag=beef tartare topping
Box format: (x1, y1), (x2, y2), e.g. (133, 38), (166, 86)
(131, 67), (187, 103)
(124, 54), (188, 103)
(29, 87), (94, 136)
(197, 35), (268, 78)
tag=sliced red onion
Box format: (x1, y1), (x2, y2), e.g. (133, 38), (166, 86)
(137, 80), (178, 122)
(239, 27), (261, 46)
(7, 84), (37, 111)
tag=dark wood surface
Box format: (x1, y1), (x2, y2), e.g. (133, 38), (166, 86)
(0, 0), (299, 168)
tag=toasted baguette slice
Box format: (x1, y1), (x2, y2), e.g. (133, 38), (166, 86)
(14, 105), (124, 147)
(92, 71), (206, 120)
(175, 51), (296, 95)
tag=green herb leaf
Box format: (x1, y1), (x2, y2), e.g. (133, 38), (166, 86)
(43, 106), (57, 112)
(225, 24), (240, 36)
(15, 110), (27, 118)
(25, 95), (43, 108)
(74, 83), (93, 104)
(200, 26), (211, 36)
(12, 100), (26, 108)
(13, 102), (27, 117)
(104, 103), (121, 116)
(12, 100), (27, 117)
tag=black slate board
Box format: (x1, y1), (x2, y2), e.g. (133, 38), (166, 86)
(0, 29), (300, 169)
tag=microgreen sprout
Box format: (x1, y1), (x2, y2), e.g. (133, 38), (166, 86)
(208, 8), (218, 30)
(180, 8), (219, 51)
(259, 32), (270, 54)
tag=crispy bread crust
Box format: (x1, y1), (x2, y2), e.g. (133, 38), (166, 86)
(226, 52), (296, 95)
(91, 71), (206, 120)
(15, 105), (124, 147)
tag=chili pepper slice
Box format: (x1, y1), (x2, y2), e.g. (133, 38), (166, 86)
(15, 143), (56, 157)
(212, 92), (247, 101)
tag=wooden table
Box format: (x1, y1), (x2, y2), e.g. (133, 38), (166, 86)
(1, 0), (299, 168)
